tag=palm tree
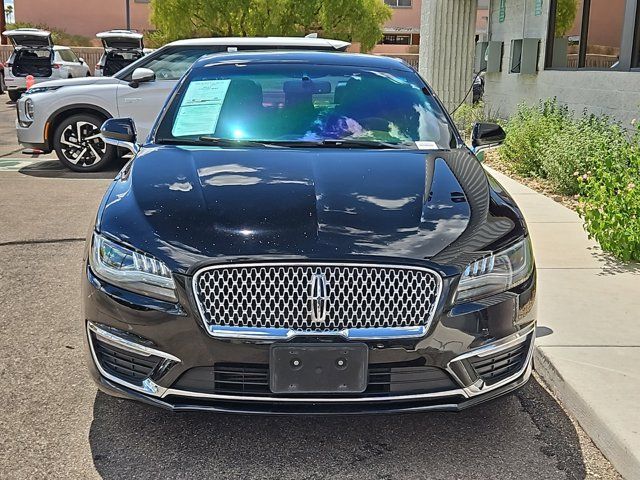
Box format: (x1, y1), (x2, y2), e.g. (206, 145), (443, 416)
(5, 5), (14, 24)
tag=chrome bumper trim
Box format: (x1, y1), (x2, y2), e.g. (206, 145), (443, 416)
(87, 321), (181, 363)
(205, 324), (429, 340)
(447, 323), (536, 397)
(86, 321), (181, 397)
(88, 320), (535, 403)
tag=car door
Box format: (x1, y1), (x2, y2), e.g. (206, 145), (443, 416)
(53, 51), (70, 78)
(67, 49), (86, 77)
(116, 46), (216, 140)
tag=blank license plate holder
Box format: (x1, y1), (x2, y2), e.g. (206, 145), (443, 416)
(269, 343), (368, 394)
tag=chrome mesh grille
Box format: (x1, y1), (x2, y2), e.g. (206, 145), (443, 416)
(194, 263), (441, 332)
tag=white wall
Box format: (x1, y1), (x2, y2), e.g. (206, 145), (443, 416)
(484, 0), (640, 127)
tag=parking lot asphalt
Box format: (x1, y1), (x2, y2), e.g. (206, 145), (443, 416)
(0, 100), (622, 479)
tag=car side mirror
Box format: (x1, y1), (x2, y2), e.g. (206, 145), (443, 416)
(129, 67), (155, 88)
(101, 118), (139, 155)
(78, 57), (85, 65)
(471, 122), (506, 162)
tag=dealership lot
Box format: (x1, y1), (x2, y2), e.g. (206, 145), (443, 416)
(0, 100), (620, 479)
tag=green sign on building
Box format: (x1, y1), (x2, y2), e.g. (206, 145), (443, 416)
(499, 0), (506, 22)
(535, 0), (543, 16)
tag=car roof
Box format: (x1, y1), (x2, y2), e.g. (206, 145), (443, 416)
(166, 36), (349, 50)
(191, 50), (411, 71)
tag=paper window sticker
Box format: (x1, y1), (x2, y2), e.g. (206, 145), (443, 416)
(172, 79), (232, 137)
(415, 141), (439, 150)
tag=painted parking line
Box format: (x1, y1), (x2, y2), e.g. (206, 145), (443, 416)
(0, 158), (60, 171)
(0, 159), (37, 171)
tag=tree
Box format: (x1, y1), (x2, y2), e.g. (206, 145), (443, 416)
(554, 0), (578, 37)
(4, 22), (93, 46)
(149, 0), (392, 52)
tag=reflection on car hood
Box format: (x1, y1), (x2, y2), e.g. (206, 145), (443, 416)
(98, 146), (525, 273)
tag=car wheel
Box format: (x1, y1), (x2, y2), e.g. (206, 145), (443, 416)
(8, 90), (21, 102)
(0, 73), (4, 94)
(53, 114), (116, 172)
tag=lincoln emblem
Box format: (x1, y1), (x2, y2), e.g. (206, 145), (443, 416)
(309, 271), (329, 324)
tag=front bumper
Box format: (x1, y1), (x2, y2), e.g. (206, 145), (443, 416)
(83, 265), (537, 414)
(15, 97), (50, 151)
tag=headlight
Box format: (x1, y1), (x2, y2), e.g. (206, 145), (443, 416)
(25, 85), (62, 95)
(455, 237), (534, 303)
(89, 233), (177, 302)
(24, 98), (34, 120)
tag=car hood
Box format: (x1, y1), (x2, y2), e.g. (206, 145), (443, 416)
(33, 76), (121, 89)
(98, 146), (525, 274)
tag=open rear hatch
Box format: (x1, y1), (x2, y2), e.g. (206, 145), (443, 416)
(96, 30), (144, 76)
(2, 28), (54, 77)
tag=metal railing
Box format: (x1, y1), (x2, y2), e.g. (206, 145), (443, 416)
(377, 53), (420, 70)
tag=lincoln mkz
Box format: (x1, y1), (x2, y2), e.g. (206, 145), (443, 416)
(83, 51), (536, 414)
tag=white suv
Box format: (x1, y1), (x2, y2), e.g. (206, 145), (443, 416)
(2, 28), (90, 101)
(94, 30), (145, 77)
(15, 36), (349, 172)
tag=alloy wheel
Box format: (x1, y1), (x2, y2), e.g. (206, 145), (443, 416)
(59, 121), (107, 167)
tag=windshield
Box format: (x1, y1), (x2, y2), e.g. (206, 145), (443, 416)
(154, 63), (457, 149)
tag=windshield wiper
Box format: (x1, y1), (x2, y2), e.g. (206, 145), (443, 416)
(198, 136), (287, 148)
(316, 139), (413, 149)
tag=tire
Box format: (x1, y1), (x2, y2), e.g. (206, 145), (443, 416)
(8, 90), (21, 102)
(53, 113), (117, 172)
(0, 73), (4, 95)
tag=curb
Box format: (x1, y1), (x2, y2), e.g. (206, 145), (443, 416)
(534, 347), (640, 480)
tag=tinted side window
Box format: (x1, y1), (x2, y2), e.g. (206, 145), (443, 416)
(58, 50), (77, 62)
(122, 47), (223, 81)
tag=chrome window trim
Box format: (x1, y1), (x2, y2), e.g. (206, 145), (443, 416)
(191, 261), (444, 340)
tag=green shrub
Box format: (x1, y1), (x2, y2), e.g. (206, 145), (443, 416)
(500, 99), (571, 177)
(577, 125), (640, 261)
(497, 98), (640, 261)
(541, 114), (627, 195)
(452, 101), (502, 142)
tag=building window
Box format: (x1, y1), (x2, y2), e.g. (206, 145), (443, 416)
(384, 0), (412, 7)
(633, 1), (640, 67)
(546, 0), (626, 70)
(382, 34), (411, 45)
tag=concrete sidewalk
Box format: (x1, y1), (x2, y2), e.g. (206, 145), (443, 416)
(485, 166), (640, 480)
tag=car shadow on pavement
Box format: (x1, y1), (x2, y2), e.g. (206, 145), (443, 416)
(18, 159), (124, 179)
(88, 377), (590, 479)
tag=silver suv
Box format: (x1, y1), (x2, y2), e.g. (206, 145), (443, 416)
(2, 28), (90, 101)
(15, 36), (349, 172)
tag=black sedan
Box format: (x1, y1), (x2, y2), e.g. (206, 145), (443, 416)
(84, 51), (536, 414)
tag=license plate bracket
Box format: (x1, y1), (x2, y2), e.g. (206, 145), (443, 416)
(269, 343), (368, 394)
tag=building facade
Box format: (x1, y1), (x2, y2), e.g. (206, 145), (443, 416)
(483, 0), (640, 125)
(14, 0), (152, 39)
(373, 0), (489, 55)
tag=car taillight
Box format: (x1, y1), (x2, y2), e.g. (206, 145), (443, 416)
(52, 64), (62, 69)
(96, 64), (103, 70)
